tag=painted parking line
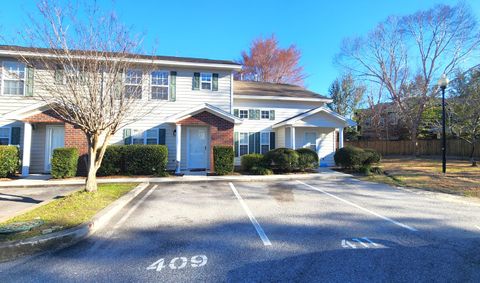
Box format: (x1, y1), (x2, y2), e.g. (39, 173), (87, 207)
(296, 180), (418, 232)
(113, 184), (158, 230)
(229, 182), (272, 246)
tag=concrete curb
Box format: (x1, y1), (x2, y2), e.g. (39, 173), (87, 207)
(0, 182), (150, 262)
(0, 170), (352, 188)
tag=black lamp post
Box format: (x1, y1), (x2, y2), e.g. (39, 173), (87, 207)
(438, 74), (449, 174)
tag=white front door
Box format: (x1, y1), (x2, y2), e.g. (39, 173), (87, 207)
(188, 127), (208, 169)
(45, 126), (65, 172)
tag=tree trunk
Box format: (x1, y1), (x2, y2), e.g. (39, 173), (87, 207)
(85, 141), (98, 192)
(470, 143), (477, 167)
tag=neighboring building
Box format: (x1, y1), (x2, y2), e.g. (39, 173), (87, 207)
(0, 45), (353, 176)
(355, 102), (410, 141)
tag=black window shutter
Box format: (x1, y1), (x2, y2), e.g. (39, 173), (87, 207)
(255, 109), (260, 120)
(169, 71), (177, 102)
(270, 132), (276, 149)
(193, 72), (200, 90)
(212, 73), (219, 91)
(233, 109), (239, 117)
(248, 132), (255, 154)
(158, 129), (166, 145)
(248, 109), (255, 120)
(254, 132), (260, 154)
(234, 132), (239, 157)
(26, 66), (34, 96)
(11, 127), (21, 145)
(54, 67), (64, 84)
(123, 129), (132, 145)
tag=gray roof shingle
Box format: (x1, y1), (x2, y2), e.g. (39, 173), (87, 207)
(233, 80), (329, 100)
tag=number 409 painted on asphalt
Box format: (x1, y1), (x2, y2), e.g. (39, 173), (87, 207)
(147, 255), (208, 272)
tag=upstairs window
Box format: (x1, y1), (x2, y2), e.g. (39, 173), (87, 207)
(239, 110), (249, 119)
(200, 73), (212, 90)
(261, 110), (270, 119)
(125, 69), (142, 99)
(0, 128), (10, 145)
(2, 61), (25, 95)
(151, 71), (169, 100)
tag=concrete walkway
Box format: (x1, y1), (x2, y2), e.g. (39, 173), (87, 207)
(0, 168), (349, 188)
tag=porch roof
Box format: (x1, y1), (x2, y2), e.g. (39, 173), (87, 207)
(3, 102), (50, 121)
(165, 103), (243, 124)
(272, 106), (356, 129)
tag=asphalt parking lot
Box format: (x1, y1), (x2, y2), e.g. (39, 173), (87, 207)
(1, 178), (480, 282)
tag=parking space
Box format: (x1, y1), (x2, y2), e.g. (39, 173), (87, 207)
(1, 179), (480, 282)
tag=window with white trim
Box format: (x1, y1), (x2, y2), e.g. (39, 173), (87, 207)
(125, 69), (142, 99)
(0, 128), (10, 145)
(304, 132), (317, 151)
(239, 132), (249, 156)
(261, 110), (270, 120)
(132, 129), (144, 144)
(151, 71), (169, 100)
(200, 73), (212, 90)
(145, 129), (159, 144)
(2, 61), (25, 95)
(260, 132), (270, 154)
(239, 110), (248, 119)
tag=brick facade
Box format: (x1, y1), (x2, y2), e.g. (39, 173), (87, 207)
(177, 111), (234, 171)
(23, 110), (88, 175)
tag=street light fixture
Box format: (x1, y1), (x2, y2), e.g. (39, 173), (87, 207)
(438, 74), (449, 174)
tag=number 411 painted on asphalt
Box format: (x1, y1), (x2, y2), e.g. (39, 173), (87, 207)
(147, 255), (208, 272)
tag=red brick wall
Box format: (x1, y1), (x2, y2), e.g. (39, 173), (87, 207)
(177, 111), (234, 171)
(23, 110), (88, 176)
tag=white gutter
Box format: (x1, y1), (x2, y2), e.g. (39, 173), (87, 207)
(234, 95), (332, 103)
(0, 50), (242, 70)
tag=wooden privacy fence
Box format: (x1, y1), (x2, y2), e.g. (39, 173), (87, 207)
(345, 139), (480, 158)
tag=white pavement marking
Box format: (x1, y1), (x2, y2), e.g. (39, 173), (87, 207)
(113, 185), (158, 230)
(297, 180), (418, 232)
(229, 182), (272, 246)
(352, 238), (369, 248)
(362, 237), (379, 247)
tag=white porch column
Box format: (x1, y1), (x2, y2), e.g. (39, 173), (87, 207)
(290, 126), (296, 149)
(21, 122), (32, 176)
(338, 127), (344, 149)
(175, 124), (182, 174)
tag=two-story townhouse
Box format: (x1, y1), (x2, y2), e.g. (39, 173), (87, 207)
(0, 45), (353, 177)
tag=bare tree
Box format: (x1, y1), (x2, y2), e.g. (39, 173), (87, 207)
(328, 73), (365, 118)
(20, 0), (154, 192)
(337, 3), (480, 154)
(236, 34), (306, 86)
(447, 69), (480, 166)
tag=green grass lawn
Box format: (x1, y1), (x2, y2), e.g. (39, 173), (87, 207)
(0, 183), (138, 242)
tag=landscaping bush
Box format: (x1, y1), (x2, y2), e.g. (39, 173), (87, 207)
(296, 148), (319, 171)
(124, 145), (168, 175)
(334, 146), (381, 170)
(250, 166), (273, 175)
(364, 148), (381, 165)
(263, 148), (299, 173)
(213, 146), (234, 175)
(241, 153), (265, 172)
(98, 145), (168, 176)
(97, 146), (124, 176)
(51, 148), (79, 179)
(0, 146), (20, 178)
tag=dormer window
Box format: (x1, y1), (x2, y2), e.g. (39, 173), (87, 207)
(2, 61), (25, 96)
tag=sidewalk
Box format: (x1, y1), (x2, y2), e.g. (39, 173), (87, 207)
(0, 168), (350, 188)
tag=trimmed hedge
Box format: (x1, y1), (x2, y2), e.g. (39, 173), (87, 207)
(241, 153), (265, 172)
(296, 148), (319, 171)
(250, 166), (273, 175)
(213, 146), (234, 175)
(97, 145), (168, 176)
(51, 148), (79, 179)
(0, 146), (20, 178)
(334, 146), (381, 169)
(263, 148), (299, 173)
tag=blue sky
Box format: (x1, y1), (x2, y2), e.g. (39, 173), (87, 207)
(1, 0), (479, 95)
